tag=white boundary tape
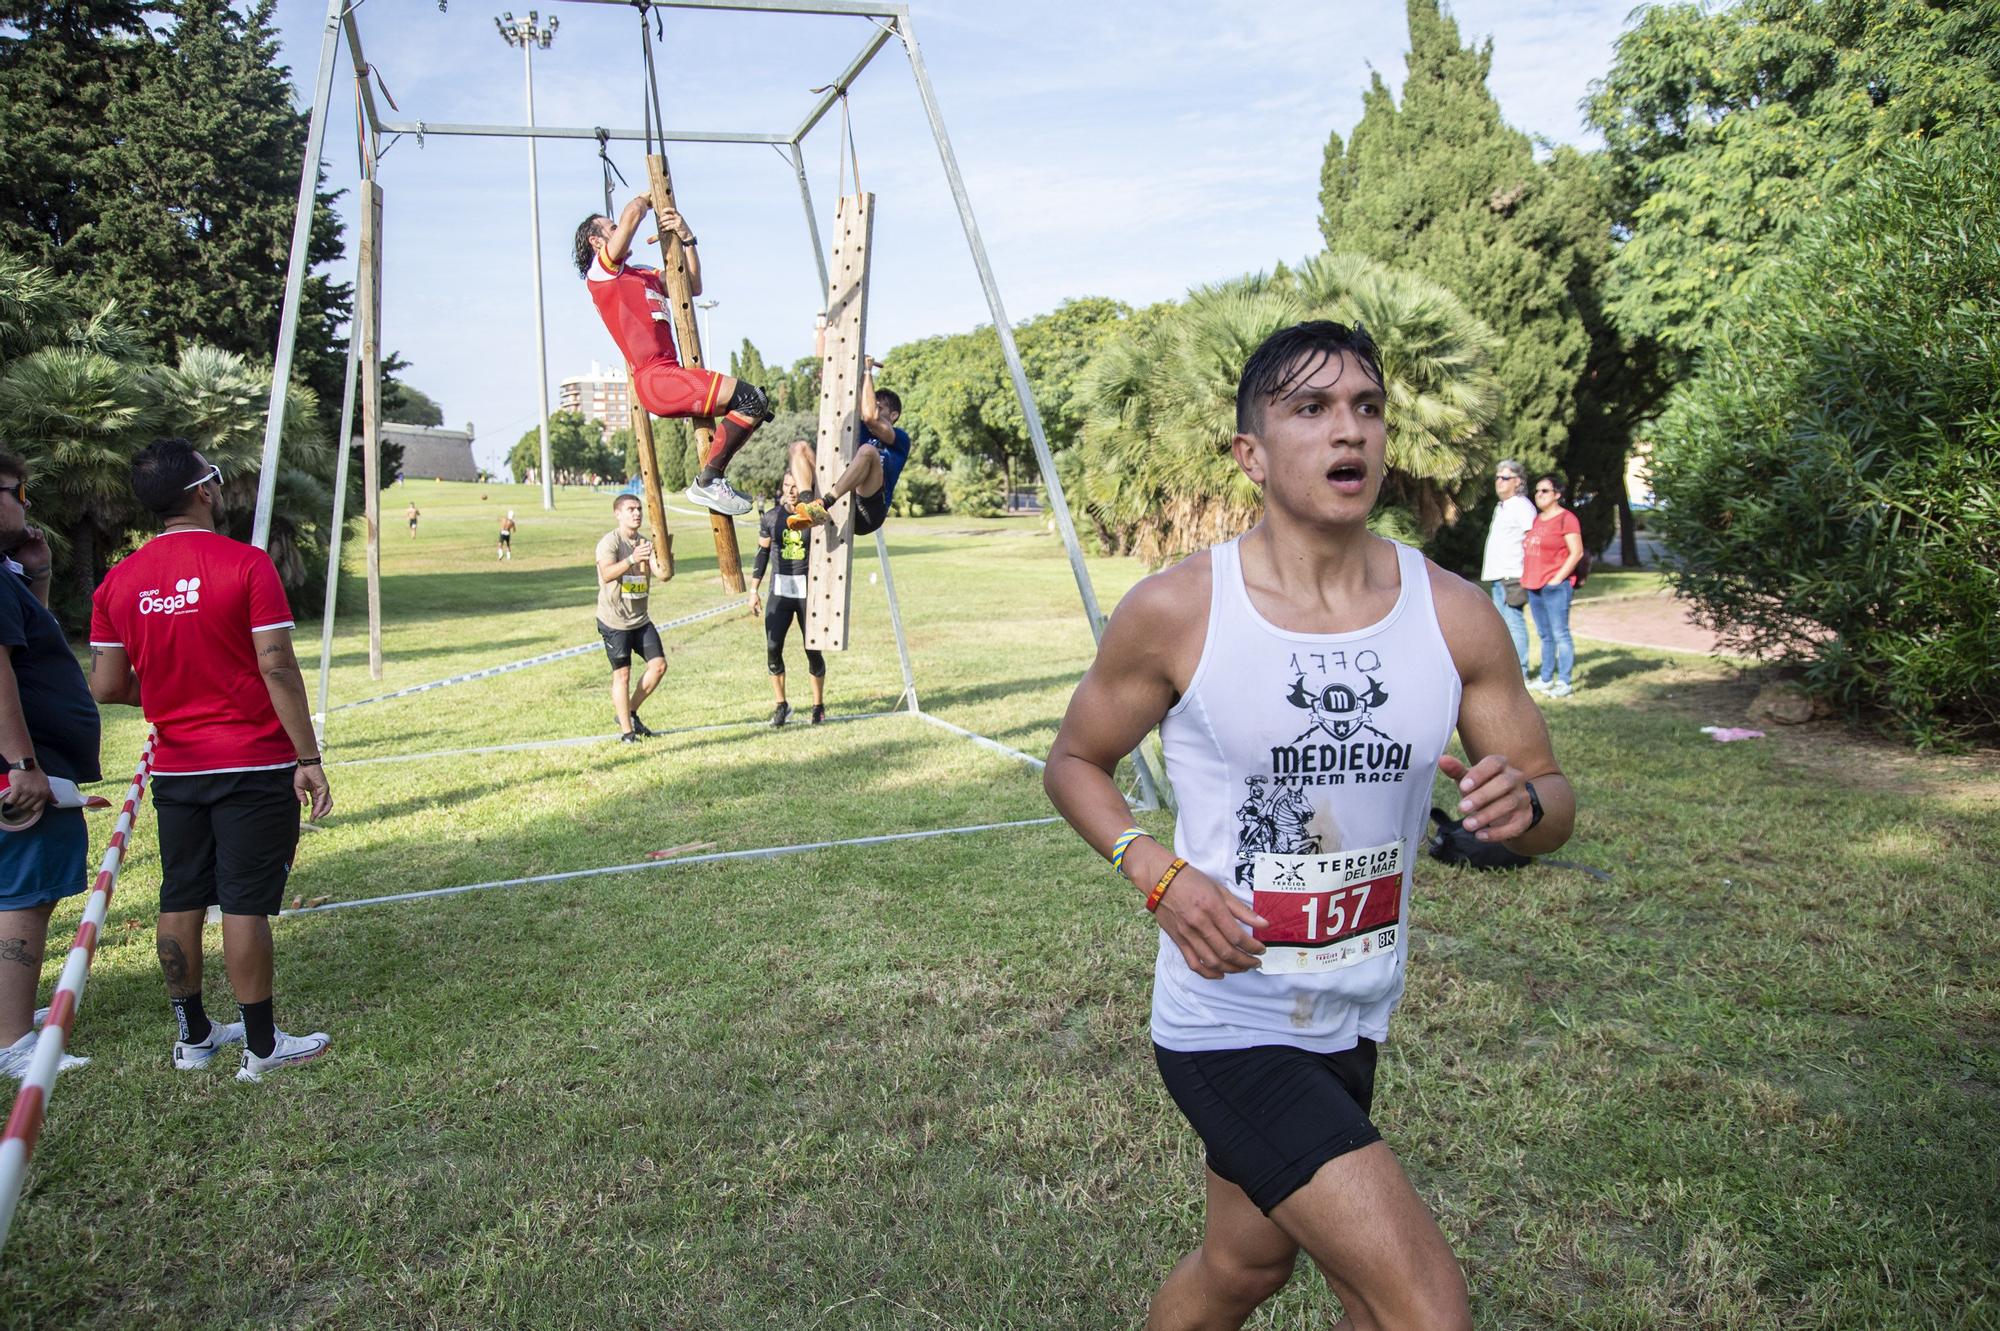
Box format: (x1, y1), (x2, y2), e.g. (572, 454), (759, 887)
(325, 598), (752, 714)
(0, 735), (156, 1254)
(912, 710), (1046, 771)
(279, 816), (1064, 916)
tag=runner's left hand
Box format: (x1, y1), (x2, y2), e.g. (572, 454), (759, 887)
(1439, 753), (1531, 841)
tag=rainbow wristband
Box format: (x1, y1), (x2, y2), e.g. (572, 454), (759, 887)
(1109, 827), (1147, 875)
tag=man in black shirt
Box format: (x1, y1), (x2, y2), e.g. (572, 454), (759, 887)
(751, 471), (826, 727)
(0, 447), (102, 1081)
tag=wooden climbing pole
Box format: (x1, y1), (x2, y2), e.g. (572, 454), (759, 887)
(626, 399), (675, 581)
(805, 191), (874, 653)
(644, 153), (744, 593)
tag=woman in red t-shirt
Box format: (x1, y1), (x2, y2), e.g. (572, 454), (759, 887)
(1521, 473), (1584, 696)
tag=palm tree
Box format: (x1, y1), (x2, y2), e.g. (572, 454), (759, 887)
(1074, 252), (1501, 565)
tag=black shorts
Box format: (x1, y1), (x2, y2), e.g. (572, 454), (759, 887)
(853, 488), (889, 536)
(1154, 1039), (1381, 1214)
(498, 531), (512, 544)
(152, 769), (301, 916)
(598, 619), (663, 669)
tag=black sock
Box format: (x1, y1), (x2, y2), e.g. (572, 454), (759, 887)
(241, 998), (275, 1058)
(696, 464), (722, 485)
(171, 994), (210, 1045)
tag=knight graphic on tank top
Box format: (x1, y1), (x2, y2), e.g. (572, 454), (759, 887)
(1153, 537), (1461, 1055)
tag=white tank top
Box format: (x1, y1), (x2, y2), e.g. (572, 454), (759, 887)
(1152, 537), (1462, 1053)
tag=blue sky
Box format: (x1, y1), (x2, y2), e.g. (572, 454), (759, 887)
(272, 0), (1639, 470)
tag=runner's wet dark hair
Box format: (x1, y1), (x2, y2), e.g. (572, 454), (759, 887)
(573, 214), (609, 277)
(1235, 321), (1384, 433)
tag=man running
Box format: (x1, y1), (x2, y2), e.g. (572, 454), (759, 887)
(751, 470), (826, 727)
(574, 194), (769, 517)
(595, 494), (665, 743)
(497, 510), (516, 561)
(405, 501), (419, 536)
(1045, 321), (1575, 1330)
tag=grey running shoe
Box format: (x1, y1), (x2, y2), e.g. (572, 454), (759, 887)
(770, 701), (791, 728)
(685, 478), (753, 516)
(236, 1028), (331, 1083)
(173, 1020), (245, 1071)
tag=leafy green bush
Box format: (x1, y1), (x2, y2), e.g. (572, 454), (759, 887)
(891, 465), (946, 518)
(1650, 131), (2000, 742)
(943, 457), (1005, 517)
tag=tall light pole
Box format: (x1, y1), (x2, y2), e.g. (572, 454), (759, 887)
(695, 298), (719, 366)
(496, 9), (558, 509)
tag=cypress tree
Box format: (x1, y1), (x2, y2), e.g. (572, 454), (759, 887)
(1319, 0), (1630, 556)
(86, 0), (349, 433)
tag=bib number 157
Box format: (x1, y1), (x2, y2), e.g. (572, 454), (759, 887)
(1250, 840), (1403, 948)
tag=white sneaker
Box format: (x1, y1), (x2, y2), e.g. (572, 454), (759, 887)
(173, 1020), (245, 1071)
(236, 1028), (331, 1083)
(684, 478), (753, 516)
(2, 1030), (88, 1081)
(1547, 681), (1574, 698)
(1527, 677), (1554, 694)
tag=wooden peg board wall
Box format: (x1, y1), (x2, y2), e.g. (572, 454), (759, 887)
(805, 191), (875, 653)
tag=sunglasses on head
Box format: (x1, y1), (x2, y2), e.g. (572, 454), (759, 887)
(183, 462), (222, 491)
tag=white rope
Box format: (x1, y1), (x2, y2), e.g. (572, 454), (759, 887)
(281, 817), (1064, 916)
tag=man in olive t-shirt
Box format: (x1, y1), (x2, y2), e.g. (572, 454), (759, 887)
(594, 495), (665, 741)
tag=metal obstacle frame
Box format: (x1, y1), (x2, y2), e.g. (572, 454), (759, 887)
(257, 0), (1166, 810)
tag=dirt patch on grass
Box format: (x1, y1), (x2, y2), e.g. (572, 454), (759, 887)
(1635, 666), (2000, 808)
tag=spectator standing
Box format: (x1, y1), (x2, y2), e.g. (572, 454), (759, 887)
(88, 439), (333, 1081)
(1479, 459), (1535, 679)
(1522, 473), (1585, 697)
(0, 447), (100, 1080)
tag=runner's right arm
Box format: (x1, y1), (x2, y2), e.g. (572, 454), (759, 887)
(1046, 561), (1268, 979)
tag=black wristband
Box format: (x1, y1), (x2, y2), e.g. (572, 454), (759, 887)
(1523, 780), (1544, 830)
(297, 756), (323, 767)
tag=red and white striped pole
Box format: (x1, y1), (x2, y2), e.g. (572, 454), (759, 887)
(0, 734), (156, 1253)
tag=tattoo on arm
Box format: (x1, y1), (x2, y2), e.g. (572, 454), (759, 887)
(0, 936), (38, 969)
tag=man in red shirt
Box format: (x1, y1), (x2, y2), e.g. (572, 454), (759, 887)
(89, 438), (333, 1082)
(573, 194), (768, 517)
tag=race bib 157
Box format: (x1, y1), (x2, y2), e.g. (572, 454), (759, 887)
(1251, 839), (1403, 974)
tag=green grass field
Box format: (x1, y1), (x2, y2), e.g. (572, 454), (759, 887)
(6, 479), (1996, 1329)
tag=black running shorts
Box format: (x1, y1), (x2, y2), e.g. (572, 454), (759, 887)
(853, 488), (889, 536)
(598, 619), (663, 669)
(1153, 1039), (1382, 1214)
(153, 769), (301, 916)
